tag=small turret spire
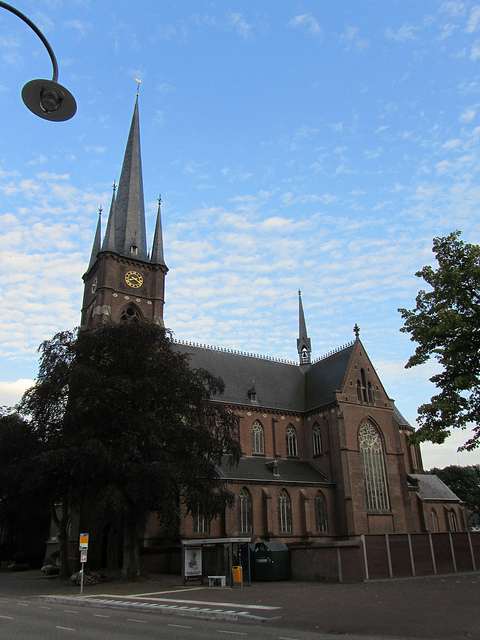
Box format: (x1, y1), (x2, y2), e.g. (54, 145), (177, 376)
(87, 206), (102, 270)
(101, 182), (117, 253)
(151, 195), (166, 266)
(297, 290), (312, 366)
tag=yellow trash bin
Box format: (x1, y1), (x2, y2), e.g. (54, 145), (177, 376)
(232, 565), (242, 585)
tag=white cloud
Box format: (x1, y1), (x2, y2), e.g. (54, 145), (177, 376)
(385, 23), (418, 42)
(0, 379), (33, 407)
(460, 107), (476, 122)
(340, 26), (369, 52)
(466, 5), (480, 32)
(227, 12), (252, 39)
(287, 13), (322, 38)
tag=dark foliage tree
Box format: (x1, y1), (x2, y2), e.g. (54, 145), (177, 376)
(19, 322), (241, 581)
(0, 408), (50, 566)
(18, 330), (80, 578)
(429, 465), (480, 512)
(399, 231), (480, 450)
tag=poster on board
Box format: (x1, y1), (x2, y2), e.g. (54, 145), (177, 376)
(184, 546), (202, 579)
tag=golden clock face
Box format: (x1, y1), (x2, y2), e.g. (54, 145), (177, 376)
(125, 270), (143, 288)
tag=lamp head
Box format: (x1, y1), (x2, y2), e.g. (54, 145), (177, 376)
(21, 78), (76, 122)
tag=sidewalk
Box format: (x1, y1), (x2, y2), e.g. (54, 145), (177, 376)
(1, 569), (480, 639)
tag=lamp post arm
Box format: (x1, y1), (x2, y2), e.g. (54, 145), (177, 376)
(0, 0), (58, 82)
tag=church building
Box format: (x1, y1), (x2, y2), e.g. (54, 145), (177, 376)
(76, 99), (467, 574)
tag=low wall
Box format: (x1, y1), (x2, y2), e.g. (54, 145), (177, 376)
(290, 532), (480, 582)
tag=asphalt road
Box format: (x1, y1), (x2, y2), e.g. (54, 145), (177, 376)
(1, 570), (480, 639)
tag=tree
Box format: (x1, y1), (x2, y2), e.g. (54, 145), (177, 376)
(398, 231), (480, 451)
(18, 330), (80, 578)
(429, 465), (480, 512)
(0, 408), (50, 566)
(20, 321), (241, 581)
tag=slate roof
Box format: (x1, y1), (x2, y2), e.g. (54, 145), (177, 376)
(408, 474), (461, 502)
(173, 342), (355, 413)
(217, 456), (330, 485)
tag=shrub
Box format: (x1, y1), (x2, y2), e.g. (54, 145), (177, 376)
(70, 571), (100, 586)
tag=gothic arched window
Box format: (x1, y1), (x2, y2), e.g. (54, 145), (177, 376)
(315, 491), (328, 533)
(120, 305), (141, 322)
(252, 421), (264, 455)
(312, 423), (322, 456)
(286, 424), (298, 457)
(193, 511), (210, 534)
(359, 420), (389, 511)
(431, 509), (439, 533)
(278, 489), (292, 533)
(238, 488), (252, 533)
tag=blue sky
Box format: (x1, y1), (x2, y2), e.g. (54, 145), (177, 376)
(1, 0), (480, 469)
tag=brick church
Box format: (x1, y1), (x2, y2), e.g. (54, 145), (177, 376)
(73, 99), (466, 571)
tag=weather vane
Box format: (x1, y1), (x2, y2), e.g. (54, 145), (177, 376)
(135, 78), (141, 96)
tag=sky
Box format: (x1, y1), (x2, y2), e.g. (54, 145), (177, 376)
(1, 0), (480, 469)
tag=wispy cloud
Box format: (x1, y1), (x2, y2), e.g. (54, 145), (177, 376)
(287, 13), (322, 38)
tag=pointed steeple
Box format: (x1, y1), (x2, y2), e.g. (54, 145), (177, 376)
(297, 290), (312, 366)
(114, 97), (148, 261)
(150, 196), (166, 266)
(88, 206), (102, 270)
(101, 182), (117, 253)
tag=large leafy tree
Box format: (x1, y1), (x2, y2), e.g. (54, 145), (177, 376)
(0, 408), (50, 566)
(399, 231), (480, 450)
(429, 465), (480, 512)
(19, 329), (80, 578)
(20, 321), (240, 581)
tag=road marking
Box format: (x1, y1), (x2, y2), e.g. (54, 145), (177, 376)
(93, 613), (109, 618)
(0, 615), (13, 619)
(127, 618), (146, 623)
(64, 609), (78, 613)
(16, 602), (29, 606)
(121, 595), (280, 610)
(56, 626), (75, 631)
(168, 624), (193, 629)
(216, 632), (247, 636)
(39, 606), (52, 610)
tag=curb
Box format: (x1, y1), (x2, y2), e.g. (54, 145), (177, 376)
(38, 595), (270, 624)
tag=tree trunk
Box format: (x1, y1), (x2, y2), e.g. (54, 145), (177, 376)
(106, 516), (122, 576)
(121, 515), (141, 581)
(51, 501), (70, 580)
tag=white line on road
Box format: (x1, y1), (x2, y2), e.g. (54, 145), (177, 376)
(0, 615), (13, 619)
(127, 618), (146, 623)
(216, 632), (247, 636)
(56, 626), (75, 631)
(168, 624), (193, 629)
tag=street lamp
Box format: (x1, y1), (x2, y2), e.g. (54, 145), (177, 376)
(0, 1), (76, 121)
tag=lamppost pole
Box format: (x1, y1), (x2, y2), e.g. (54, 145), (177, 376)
(0, 1), (76, 121)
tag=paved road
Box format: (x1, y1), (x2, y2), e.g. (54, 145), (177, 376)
(1, 570), (480, 639)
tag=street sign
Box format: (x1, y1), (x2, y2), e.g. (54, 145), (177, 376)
(80, 549), (87, 563)
(79, 533), (89, 549)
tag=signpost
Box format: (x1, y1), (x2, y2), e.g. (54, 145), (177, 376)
(79, 533), (89, 595)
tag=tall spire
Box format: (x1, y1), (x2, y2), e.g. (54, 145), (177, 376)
(101, 182), (117, 252)
(151, 195), (166, 266)
(297, 290), (312, 366)
(113, 97), (148, 261)
(87, 206), (102, 270)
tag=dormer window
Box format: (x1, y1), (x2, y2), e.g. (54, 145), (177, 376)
(130, 244), (138, 255)
(265, 460), (279, 476)
(247, 381), (258, 404)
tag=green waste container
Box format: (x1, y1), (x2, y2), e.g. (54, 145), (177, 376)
(253, 542), (291, 581)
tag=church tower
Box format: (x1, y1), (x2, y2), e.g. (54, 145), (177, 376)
(81, 98), (168, 329)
